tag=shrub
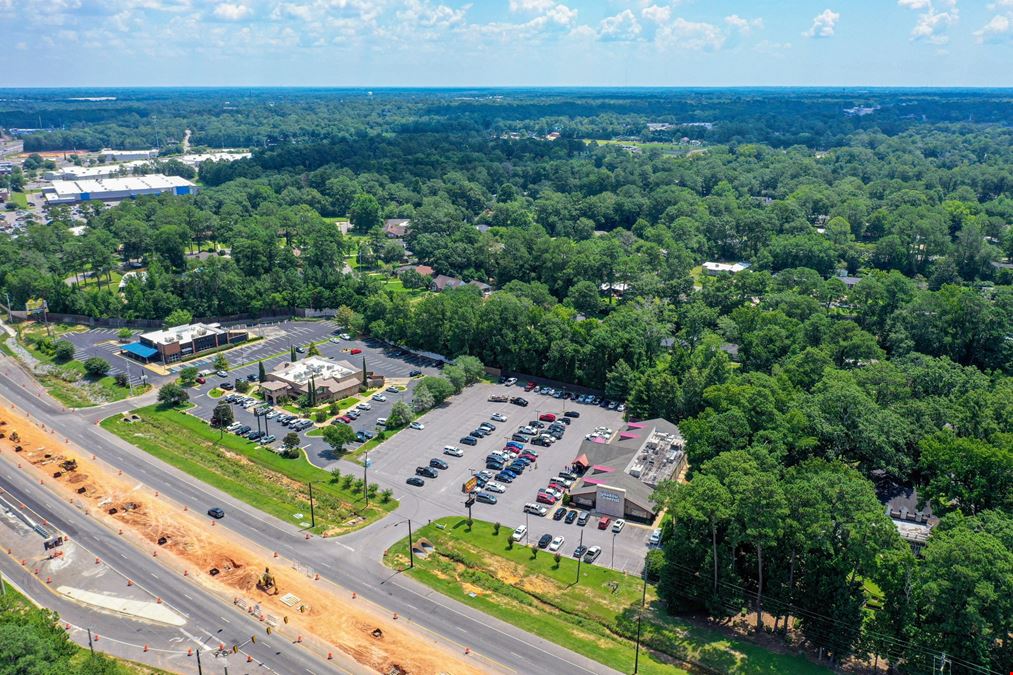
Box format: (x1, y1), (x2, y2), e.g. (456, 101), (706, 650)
(314, 410), (326, 423)
(380, 488), (393, 503)
(280, 447), (300, 459)
(53, 340), (75, 363)
(114, 372), (129, 387)
(330, 468), (342, 483)
(492, 522), (500, 535)
(83, 357), (110, 377)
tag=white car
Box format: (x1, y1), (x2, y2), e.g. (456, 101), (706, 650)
(491, 413), (507, 422)
(376, 417), (388, 426)
(357, 402), (371, 410)
(612, 519), (626, 534)
(372, 394), (387, 402)
(409, 422), (424, 430)
(330, 337), (341, 343)
(505, 377), (517, 386)
(649, 529), (662, 546)
(544, 487), (563, 500)
(524, 503), (548, 516)
(443, 446), (464, 457)
(519, 426), (536, 435)
(485, 481), (506, 493)
(339, 333), (351, 340)
(548, 535), (565, 552)
(511, 525), (527, 542)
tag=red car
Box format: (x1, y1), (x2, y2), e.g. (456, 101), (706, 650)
(339, 415), (352, 423)
(539, 413), (556, 422)
(195, 376), (206, 384)
(350, 348), (362, 355)
(524, 382), (537, 392)
(598, 517), (611, 530)
(536, 492), (557, 505)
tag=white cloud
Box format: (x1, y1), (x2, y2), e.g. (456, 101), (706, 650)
(599, 9), (640, 41)
(974, 13), (1011, 41)
(898, 0), (959, 45)
(213, 2), (251, 21)
(396, 0), (469, 28)
(724, 14), (763, 34)
(897, 0), (931, 8)
(641, 4), (670, 24)
(658, 17), (724, 50)
(803, 9), (839, 38)
(509, 0), (554, 11)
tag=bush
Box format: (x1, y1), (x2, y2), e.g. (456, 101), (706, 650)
(314, 410), (326, 423)
(553, 552), (562, 567)
(330, 468), (342, 483)
(53, 340), (75, 363)
(83, 356), (110, 378)
(114, 372), (129, 387)
(280, 447), (300, 459)
(644, 549), (665, 582)
(493, 522), (500, 535)
(117, 327), (133, 340)
(380, 488), (393, 503)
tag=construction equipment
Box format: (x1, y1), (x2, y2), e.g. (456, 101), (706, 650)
(59, 458), (77, 472)
(256, 567), (278, 594)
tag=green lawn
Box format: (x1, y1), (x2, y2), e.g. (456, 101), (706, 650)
(101, 405), (397, 534)
(384, 518), (829, 675)
(8, 191), (28, 208)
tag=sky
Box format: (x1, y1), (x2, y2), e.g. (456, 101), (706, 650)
(1, 0), (1012, 87)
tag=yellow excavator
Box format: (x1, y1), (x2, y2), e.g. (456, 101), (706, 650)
(256, 567), (278, 594)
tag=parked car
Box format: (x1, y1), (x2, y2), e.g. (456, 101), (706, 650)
(505, 440), (524, 450)
(460, 436), (478, 446)
(577, 511), (590, 526)
(539, 413), (557, 422)
(443, 446), (464, 457)
(565, 510), (578, 524)
(511, 525), (527, 541)
(470, 428), (489, 438)
(573, 545), (588, 558)
(406, 476), (425, 487)
(612, 519), (626, 533)
(475, 492), (497, 505)
(216, 370), (228, 378)
(598, 517), (611, 530)
(649, 529), (662, 546)
(553, 508), (566, 521)
(416, 466), (438, 478)
(488, 394), (508, 402)
(409, 422), (425, 431)
(491, 413), (507, 422)
(537, 534), (553, 549)
(485, 481), (506, 493)
(524, 503), (548, 516)
(548, 536), (565, 552)
(220, 382), (235, 390)
(583, 546), (602, 563)
(372, 394), (387, 402)
(479, 421), (496, 431)
(429, 458), (449, 470)
(494, 471), (515, 483)
(536, 492), (557, 505)
(505, 377), (517, 386)
(509, 397), (529, 407)
(295, 346), (306, 353)
(195, 376), (206, 384)
(350, 348), (362, 355)
(376, 417), (388, 426)
(409, 370), (422, 377)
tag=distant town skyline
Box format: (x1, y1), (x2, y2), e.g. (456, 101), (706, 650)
(2, 1), (1011, 87)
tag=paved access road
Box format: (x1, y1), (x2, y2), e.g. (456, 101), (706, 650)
(0, 351), (618, 675)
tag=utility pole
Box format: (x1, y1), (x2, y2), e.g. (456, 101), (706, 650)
(612, 531), (617, 568)
(0, 570), (5, 596)
(87, 629), (95, 656)
(575, 529), (583, 583)
(363, 450), (369, 505)
(308, 482), (315, 529)
(407, 519), (414, 568)
(196, 649), (203, 675)
(634, 568), (648, 673)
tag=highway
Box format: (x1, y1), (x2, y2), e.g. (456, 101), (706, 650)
(0, 353), (618, 674)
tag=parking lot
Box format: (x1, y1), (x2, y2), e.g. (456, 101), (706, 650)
(368, 380), (654, 573)
(184, 327), (442, 467)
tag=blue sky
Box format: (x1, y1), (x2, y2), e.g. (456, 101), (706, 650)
(2, 0), (1011, 87)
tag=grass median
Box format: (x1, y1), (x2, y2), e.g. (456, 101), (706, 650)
(383, 518), (829, 675)
(101, 404), (397, 535)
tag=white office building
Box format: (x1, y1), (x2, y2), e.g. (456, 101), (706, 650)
(43, 175), (197, 204)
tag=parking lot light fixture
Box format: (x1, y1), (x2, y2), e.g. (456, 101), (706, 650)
(575, 529), (583, 583)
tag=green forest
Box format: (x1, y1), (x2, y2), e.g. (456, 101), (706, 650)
(1, 89), (1011, 673)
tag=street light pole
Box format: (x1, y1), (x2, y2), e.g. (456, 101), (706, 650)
(612, 531), (617, 568)
(363, 450), (369, 505)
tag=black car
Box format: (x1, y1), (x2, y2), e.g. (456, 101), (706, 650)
(220, 382), (235, 390)
(409, 370), (423, 377)
(479, 422), (496, 431)
(470, 428), (489, 438)
(246, 373), (257, 382)
(406, 476), (425, 487)
(429, 458), (449, 470)
(565, 509), (578, 524)
(416, 466), (438, 478)
(573, 545), (587, 558)
(557, 417), (571, 426)
(509, 397), (529, 407)
(531, 437), (551, 447)
(208, 507), (225, 519)
(553, 508), (566, 521)
(564, 410), (580, 418)
(537, 533), (553, 548)
(528, 420), (545, 429)
(355, 431), (368, 443)
(511, 433), (528, 443)
(460, 436), (478, 446)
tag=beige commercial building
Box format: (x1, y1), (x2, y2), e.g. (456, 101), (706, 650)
(260, 356), (362, 404)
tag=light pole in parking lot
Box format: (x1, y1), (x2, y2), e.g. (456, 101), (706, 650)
(363, 450), (369, 505)
(611, 531), (617, 568)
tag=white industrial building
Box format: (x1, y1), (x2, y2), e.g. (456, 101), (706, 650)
(43, 164), (140, 181)
(703, 261), (752, 275)
(43, 175), (197, 204)
(99, 148), (158, 161)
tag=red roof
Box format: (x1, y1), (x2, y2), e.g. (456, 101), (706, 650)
(619, 432), (640, 440)
(627, 422), (645, 429)
(573, 454), (590, 467)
